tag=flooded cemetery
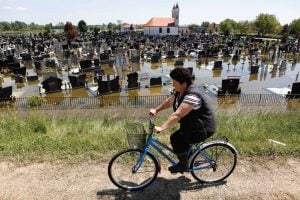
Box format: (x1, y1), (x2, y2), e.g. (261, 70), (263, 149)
(0, 31), (300, 110)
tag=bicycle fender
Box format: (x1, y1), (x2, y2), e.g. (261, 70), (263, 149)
(146, 149), (161, 173)
(200, 141), (238, 155)
(189, 141), (238, 163)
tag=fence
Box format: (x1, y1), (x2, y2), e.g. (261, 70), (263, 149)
(0, 94), (299, 111)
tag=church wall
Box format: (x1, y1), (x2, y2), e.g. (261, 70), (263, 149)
(144, 27), (178, 36)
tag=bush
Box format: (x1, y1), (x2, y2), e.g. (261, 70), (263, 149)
(28, 95), (46, 108)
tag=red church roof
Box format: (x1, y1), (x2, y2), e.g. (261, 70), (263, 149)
(145, 17), (175, 27)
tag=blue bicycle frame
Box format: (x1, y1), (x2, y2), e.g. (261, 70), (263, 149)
(133, 121), (216, 173)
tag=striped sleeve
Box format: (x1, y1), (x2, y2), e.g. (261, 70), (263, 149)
(183, 94), (202, 109)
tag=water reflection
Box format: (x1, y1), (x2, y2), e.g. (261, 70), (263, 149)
(2, 56), (300, 99)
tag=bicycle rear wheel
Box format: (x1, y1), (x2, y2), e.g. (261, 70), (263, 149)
(191, 143), (237, 183)
(108, 149), (159, 191)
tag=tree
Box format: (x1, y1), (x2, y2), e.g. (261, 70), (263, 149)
(78, 20), (88, 33)
(117, 20), (122, 30)
(219, 19), (236, 35)
(107, 22), (113, 31)
(64, 21), (77, 41)
(11, 21), (27, 31)
(236, 20), (252, 35)
(201, 21), (210, 32)
(55, 22), (65, 29)
(289, 18), (300, 50)
(44, 23), (53, 34)
(92, 26), (100, 36)
(0, 22), (11, 31)
(281, 24), (290, 43)
(289, 18), (300, 36)
(188, 24), (197, 33)
(254, 13), (281, 36)
(130, 24), (134, 31)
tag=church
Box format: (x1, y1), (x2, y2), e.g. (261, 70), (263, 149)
(144, 3), (179, 36)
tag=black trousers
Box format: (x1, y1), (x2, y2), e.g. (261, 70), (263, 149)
(170, 128), (211, 154)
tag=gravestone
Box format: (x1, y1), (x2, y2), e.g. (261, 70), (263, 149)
(41, 76), (63, 93)
(0, 86), (13, 101)
(151, 53), (160, 63)
(127, 72), (139, 89)
(7, 62), (20, 70)
(45, 58), (56, 68)
(213, 60), (223, 70)
(26, 69), (39, 81)
(174, 60), (184, 66)
(97, 79), (110, 94)
(68, 73), (86, 88)
(287, 82), (300, 99)
(110, 76), (120, 92)
(20, 53), (32, 61)
(12, 67), (26, 76)
(218, 78), (241, 95)
(43, 72), (57, 80)
(167, 51), (175, 59)
(150, 76), (162, 87)
(79, 59), (93, 71)
(250, 65), (259, 74)
(279, 60), (287, 70)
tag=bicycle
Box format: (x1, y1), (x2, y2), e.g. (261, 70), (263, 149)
(108, 117), (238, 191)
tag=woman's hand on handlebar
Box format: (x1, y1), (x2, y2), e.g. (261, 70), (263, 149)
(149, 108), (157, 116)
(154, 126), (162, 133)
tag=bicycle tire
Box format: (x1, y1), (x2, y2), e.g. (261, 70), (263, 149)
(108, 148), (159, 191)
(191, 142), (237, 183)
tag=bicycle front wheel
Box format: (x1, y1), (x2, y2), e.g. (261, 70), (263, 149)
(108, 149), (159, 191)
(191, 143), (237, 183)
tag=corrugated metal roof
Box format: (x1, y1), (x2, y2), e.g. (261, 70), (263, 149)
(145, 17), (175, 27)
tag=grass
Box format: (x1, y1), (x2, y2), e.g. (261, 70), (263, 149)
(0, 108), (299, 163)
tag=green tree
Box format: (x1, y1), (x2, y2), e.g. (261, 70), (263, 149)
(281, 24), (290, 43)
(11, 21), (27, 31)
(44, 23), (53, 34)
(236, 20), (252, 35)
(188, 24), (197, 33)
(254, 13), (281, 36)
(0, 22), (11, 31)
(117, 20), (122, 30)
(78, 20), (88, 33)
(201, 21), (210, 30)
(289, 18), (300, 50)
(55, 22), (65, 29)
(219, 19), (236, 35)
(107, 22), (113, 31)
(29, 22), (42, 30)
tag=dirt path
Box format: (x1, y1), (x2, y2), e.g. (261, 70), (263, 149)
(0, 157), (300, 200)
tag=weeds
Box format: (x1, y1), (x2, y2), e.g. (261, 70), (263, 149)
(0, 109), (299, 163)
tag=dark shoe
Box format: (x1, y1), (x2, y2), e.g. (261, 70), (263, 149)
(168, 152), (189, 174)
(168, 163), (186, 173)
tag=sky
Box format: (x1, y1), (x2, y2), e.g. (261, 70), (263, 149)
(0, 0), (299, 26)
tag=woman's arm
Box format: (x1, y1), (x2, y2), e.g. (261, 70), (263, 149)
(155, 102), (194, 132)
(150, 95), (175, 115)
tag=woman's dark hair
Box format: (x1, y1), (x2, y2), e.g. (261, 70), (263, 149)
(170, 67), (193, 86)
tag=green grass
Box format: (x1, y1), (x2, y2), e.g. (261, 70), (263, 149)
(0, 109), (299, 163)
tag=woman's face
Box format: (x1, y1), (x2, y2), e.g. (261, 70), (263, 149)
(172, 79), (186, 93)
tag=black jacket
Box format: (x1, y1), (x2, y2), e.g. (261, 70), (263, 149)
(173, 84), (216, 134)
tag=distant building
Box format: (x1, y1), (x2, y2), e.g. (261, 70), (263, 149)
(120, 23), (135, 33)
(144, 3), (179, 36)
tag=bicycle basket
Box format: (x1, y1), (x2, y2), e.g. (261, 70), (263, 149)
(124, 122), (147, 149)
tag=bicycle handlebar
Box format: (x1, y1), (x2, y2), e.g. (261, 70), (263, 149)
(149, 115), (159, 134)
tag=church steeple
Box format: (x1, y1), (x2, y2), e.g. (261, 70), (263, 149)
(171, 3), (179, 27)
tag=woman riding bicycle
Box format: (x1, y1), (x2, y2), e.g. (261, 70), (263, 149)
(150, 67), (216, 173)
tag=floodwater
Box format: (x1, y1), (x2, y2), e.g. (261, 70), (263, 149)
(1, 55), (300, 98)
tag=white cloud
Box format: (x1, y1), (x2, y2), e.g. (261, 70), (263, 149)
(16, 6), (27, 11)
(3, 6), (13, 10)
